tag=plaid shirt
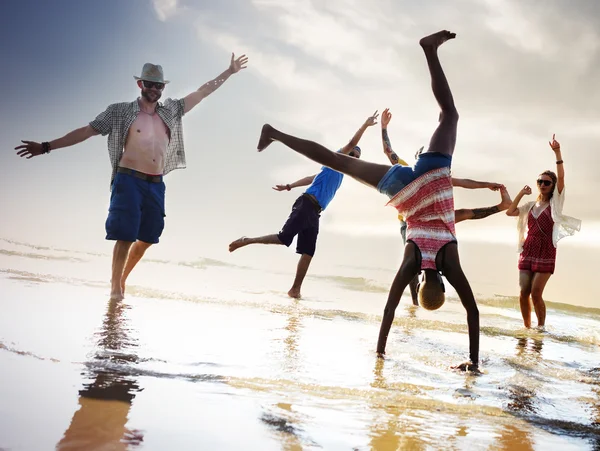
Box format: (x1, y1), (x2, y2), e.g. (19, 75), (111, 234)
(89, 98), (186, 188)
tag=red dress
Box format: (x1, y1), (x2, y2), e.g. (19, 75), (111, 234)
(518, 205), (556, 274)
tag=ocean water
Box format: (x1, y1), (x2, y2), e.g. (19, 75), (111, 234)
(1, 238), (599, 450)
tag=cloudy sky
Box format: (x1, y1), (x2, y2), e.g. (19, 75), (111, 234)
(1, 0), (598, 304)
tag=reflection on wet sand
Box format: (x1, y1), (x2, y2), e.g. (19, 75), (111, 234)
(368, 358), (425, 451)
(56, 298), (142, 450)
(506, 338), (544, 415)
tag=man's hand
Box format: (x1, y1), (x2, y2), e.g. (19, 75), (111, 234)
(364, 110), (379, 127)
(15, 140), (43, 159)
(272, 184), (290, 192)
(452, 361), (481, 374)
(487, 182), (504, 191)
(521, 185), (532, 196)
(549, 133), (560, 153)
(229, 53), (249, 74)
(381, 108), (392, 128)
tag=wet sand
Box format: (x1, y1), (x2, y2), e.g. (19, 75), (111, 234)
(1, 240), (600, 450)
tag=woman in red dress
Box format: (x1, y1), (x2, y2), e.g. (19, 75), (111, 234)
(506, 135), (580, 328)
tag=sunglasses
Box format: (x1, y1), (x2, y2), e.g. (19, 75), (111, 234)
(142, 80), (165, 90)
(537, 179), (553, 187)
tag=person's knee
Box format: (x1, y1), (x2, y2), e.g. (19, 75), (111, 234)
(531, 290), (544, 304)
(441, 108), (459, 123)
(519, 284), (532, 297)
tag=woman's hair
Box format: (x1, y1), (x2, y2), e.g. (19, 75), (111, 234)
(537, 170), (557, 201)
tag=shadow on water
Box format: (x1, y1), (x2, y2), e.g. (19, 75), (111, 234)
(56, 298), (143, 450)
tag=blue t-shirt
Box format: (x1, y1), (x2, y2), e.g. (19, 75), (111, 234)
(305, 166), (344, 210)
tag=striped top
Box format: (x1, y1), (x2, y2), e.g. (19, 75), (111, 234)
(387, 167), (456, 270)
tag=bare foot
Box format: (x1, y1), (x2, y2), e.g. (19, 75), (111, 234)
(419, 30), (456, 49)
(499, 186), (512, 211)
(287, 288), (301, 299)
(229, 237), (249, 252)
(257, 124), (275, 152)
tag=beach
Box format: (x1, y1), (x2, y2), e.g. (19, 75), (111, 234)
(1, 238), (599, 450)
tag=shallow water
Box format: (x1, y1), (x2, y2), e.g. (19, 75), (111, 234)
(1, 238), (599, 450)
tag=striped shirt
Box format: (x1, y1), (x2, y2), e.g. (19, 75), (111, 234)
(89, 97), (186, 189)
(387, 167), (456, 270)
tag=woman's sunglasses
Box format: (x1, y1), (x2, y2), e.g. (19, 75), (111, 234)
(142, 80), (165, 90)
(537, 179), (553, 187)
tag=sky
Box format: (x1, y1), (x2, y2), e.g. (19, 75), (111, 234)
(1, 0), (598, 305)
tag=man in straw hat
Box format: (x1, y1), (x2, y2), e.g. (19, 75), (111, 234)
(15, 53), (248, 300)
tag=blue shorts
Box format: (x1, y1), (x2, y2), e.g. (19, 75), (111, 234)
(105, 171), (166, 244)
(377, 152), (452, 198)
(277, 194), (320, 257)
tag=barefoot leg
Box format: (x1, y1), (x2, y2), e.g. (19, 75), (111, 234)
(419, 30), (459, 158)
(519, 270), (533, 328)
(257, 124), (391, 189)
(121, 240), (153, 294)
(288, 254), (312, 299)
(110, 240), (133, 300)
(531, 272), (551, 327)
(229, 234), (283, 252)
(377, 242), (420, 355)
(439, 243), (480, 365)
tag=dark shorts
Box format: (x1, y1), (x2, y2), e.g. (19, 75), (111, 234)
(105, 170), (166, 244)
(377, 152), (452, 198)
(277, 194), (321, 257)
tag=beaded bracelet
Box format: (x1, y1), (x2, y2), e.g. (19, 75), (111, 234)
(41, 142), (52, 154)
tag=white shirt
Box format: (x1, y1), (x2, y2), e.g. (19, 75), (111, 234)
(516, 187), (581, 253)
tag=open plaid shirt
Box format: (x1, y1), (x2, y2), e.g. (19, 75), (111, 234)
(89, 98), (186, 188)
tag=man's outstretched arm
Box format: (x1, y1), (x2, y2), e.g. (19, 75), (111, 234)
(183, 53), (248, 114)
(273, 175), (317, 192)
(15, 125), (99, 159)
(340, 111), (379, 153)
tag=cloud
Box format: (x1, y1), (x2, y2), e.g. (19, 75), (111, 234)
(184, 0), (598, 237)
(152, 0), (178, 22)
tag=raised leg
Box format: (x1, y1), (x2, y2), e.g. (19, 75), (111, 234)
(120, 240), (153, 294)
(376, 242), (420, 355)
(439, 243), (480, 369)
(288, 254), (312, 299)
(257, 125), (391, 189)
(419, 30), (459, 158)
(530, 272), (551, 327)
(519, 270), (533, 328)
(229, 234), (283, 252)
(110, 240), (133, 300)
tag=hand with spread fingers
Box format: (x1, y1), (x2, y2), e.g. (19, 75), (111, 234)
(381, 108), (392, 128)
(229, 53), (249, 74)
(15, 140), (43, 159)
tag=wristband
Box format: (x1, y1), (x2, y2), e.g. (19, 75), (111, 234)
(41, 142), (52, 154)
(286, 184), (291, 191)
(556, 160), (563, 165)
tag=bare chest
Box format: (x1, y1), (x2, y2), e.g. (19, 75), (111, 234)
(127, 113), (170, 145)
